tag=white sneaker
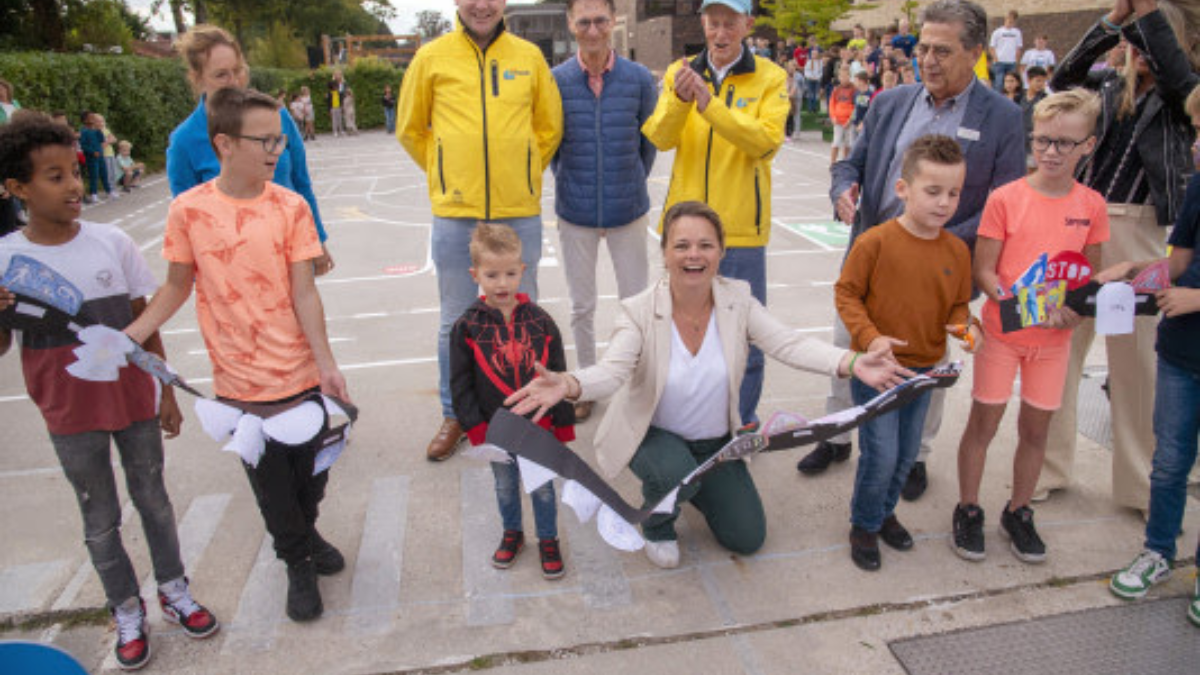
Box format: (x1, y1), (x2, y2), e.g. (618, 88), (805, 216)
(1110, 549), (1171, 600)
(644, 540), (680, 569)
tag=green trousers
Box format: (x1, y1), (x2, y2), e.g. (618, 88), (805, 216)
(628, 426), (766, 555)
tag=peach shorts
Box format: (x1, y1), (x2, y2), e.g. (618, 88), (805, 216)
(971, 331), (1071, 411)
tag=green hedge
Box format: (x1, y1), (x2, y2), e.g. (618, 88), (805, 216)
(0, 52), (405, 169)
(0, 52), (195, 169)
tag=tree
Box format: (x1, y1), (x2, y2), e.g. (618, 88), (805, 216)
(248, 20), (309, 69)
(756, 0), (875, 47)
(64, 0), (134, 53)
(414, 9), (450, 40)
(900, 1), (920, 27)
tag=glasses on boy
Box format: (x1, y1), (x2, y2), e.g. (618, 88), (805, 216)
(231, 133), (288, 154)
(1029, 136), (1091, 154)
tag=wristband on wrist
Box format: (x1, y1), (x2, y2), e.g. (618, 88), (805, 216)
(1100, 14), (1122, 33)
(848, 351), (861, 378)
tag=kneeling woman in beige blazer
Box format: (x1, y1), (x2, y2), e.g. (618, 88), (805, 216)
(509, 201), (909, 569)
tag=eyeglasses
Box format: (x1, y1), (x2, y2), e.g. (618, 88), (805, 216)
(1030, 135), (1090, 153)
(231, 133), (288, 154)
(913, 43), (957, 62)
(573, 16), (610, 31)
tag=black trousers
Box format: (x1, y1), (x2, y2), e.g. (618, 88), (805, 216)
(236, 390), (330, 565)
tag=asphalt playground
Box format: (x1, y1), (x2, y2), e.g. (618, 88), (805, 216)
(0, 127), (1196, 674)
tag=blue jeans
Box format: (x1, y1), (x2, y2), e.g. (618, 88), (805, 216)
(991, 62), (1016, 91)
(384, 108), (396, 134)
(718, 246), (766, 424)
(849, 372), (932, 532)
(804, 79), (820, 113)
(434, 215), (542, 417)
(1144, 358), (1200, 563)
(492, 459), (557, 540)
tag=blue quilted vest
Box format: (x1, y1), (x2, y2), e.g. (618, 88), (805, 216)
(551, 56), (657, 228)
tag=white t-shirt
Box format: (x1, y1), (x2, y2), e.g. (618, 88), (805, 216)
(990, 27), (1023, 64)
(1020, 48), (1056, 83)
(650, 314), (730, 441)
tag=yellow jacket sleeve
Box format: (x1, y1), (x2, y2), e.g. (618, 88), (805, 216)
(532, 59), (564, 172)
(397, 50), (432, 170)
(699, 65), (788, 161)
(642, 62), (695, 151)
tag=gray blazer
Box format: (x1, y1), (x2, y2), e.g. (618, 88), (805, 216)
(575, 276), (845, 479)
(829, 81), (1026, 251)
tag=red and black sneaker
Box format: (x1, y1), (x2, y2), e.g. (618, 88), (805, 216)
(492, 529), (524, 569)
(112, 597), (150, 671)
(158, 577), (220, 639)
(539, 538), (566, 580)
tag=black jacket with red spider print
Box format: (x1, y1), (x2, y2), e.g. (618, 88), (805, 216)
(450, 294), (576, 445)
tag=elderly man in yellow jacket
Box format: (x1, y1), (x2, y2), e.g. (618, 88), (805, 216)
(398, 0), (563, 461)
(642, 0), (789, 426)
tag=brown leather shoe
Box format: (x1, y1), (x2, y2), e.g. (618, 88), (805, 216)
(573, 401), (593, 422)
(426, 418), (464, 462)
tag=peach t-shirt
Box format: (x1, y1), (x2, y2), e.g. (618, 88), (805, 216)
(163, 181), (323, 401)
(978, 178), (1110, 347)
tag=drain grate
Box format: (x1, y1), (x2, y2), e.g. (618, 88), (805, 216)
(1077, 369), (1112, 451)
(889, 597), (1199, 675)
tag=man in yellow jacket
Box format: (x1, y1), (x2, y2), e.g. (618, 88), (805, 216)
(398, 0), (563, 460)
(642, 0), (789, 425)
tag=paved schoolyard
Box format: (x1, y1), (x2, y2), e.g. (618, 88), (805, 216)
(0, 128), (1195, 674)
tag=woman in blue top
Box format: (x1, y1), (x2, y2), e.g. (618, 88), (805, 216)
(168, 24), (334, 275)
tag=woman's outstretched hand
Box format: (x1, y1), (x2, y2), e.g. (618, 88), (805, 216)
(505, 362), (573, 422)
(852, 342), (916, 391)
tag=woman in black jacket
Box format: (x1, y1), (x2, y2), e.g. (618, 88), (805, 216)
(1043, 0), (1200, 512)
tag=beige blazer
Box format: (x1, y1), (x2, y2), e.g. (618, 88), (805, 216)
(575, 276), (847, 479)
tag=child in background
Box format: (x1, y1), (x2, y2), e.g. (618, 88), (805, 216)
(97, 114), (118, 193)
(343, 87), (358, 136)
(124, 88), (351, 623)
(1106, 84), (1200, 629)
(79, 112), (114, 203)
(450, 223), (574, 580)
(829, 65), (856, 163)
(115, 141), (144, 191)
(835, 135), (978, 571)
(0, 115), (218, 671)
(881, 70), (900, 91)
(298, 86), (316, 141)
(851, 71), (873, 138)
(953, 89), (1109, 565)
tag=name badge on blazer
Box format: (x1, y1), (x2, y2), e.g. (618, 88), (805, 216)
(957, 127), (981, 142)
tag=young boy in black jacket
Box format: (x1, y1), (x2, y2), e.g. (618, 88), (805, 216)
(450, 223), (575, 579)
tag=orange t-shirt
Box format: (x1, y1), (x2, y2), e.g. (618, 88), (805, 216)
(163, 181), (324, 401)
(978, 178), (1110, 347)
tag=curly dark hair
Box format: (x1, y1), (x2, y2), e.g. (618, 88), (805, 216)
(0, 114), (78, 185)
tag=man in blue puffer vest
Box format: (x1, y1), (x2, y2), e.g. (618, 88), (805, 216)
(551, 0), (658, 421)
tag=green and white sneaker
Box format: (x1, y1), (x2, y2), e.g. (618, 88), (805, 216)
(1109, 550), (1171, 600)
(1188, 575), (1199, 628)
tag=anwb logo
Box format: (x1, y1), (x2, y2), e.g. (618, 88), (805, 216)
(736, 97), (758, 108)
(503, 69), (531, 80)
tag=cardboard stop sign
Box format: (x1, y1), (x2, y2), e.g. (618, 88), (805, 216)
(1045, 251), (1092, 290)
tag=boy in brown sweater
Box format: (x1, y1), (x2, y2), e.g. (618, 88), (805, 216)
(834, 135), (981, 572)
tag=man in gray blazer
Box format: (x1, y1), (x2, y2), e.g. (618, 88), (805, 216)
(797, 0), (1026, 499)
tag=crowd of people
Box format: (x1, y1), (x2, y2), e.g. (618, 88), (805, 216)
(0, 0), (1198, 671)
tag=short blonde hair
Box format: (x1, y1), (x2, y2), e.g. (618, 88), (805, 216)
(469, 223), (522, 266)
(117, 140), (132, 153)
(1032, 89), (1101, 133)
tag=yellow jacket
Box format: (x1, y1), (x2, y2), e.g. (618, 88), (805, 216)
(643, 50), (788, 248)
(397, 20), (563, 219)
